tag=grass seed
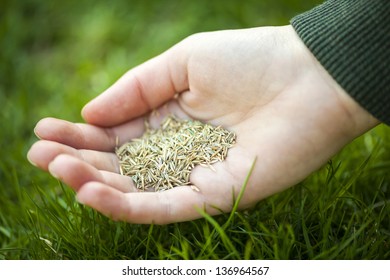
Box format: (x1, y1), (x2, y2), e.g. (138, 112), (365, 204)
(115, 114), (236, 192)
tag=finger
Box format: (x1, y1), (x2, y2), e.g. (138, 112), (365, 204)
(100, 170), (138, 193)
(34, 117), (145, 151)
(48, 154), (104, 191)
(81, 44), (189, 127)
(76, 182), (213, 224)
(27, 140), (120, 173)
(48, 154), (135, 193)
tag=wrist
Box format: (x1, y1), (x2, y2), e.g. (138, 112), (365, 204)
(287, 25), (380, 142)
(291, 0), (389, 127)
(329, 77), (380, 138)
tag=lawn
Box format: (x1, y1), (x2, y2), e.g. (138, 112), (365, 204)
(1, 0), (389, 260)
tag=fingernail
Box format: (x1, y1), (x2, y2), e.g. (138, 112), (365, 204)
(33, 126), (42, 139)
(26, 152), (38, 167)
(48, 163), (59, 179)
(75, 194), (85, 204)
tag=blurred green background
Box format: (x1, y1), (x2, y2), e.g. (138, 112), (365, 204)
(2, 0), (389, 260)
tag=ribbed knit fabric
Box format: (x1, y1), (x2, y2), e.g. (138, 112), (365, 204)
(291, 0), (390, 125)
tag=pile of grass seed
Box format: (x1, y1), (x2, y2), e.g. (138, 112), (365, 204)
(116, 115), (236, 191)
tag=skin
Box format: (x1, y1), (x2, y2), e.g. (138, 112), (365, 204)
(27, 25), (379, 224)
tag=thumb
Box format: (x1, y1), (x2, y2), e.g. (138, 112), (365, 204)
(81, 45), (189, 127)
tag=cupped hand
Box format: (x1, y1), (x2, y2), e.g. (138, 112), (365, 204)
(27, 26), (379, 224)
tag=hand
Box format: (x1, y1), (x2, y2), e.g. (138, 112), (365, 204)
(27, 25), (379, 224)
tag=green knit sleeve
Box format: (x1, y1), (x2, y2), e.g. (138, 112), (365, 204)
(291, 0), (390, 125)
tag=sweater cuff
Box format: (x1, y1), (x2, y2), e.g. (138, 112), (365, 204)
(291, 0), (390, 125)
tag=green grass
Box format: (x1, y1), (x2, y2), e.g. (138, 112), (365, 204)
(1, 0), (389, 260)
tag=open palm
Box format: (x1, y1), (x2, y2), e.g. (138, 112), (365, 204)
(27, 26), (378, 224)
